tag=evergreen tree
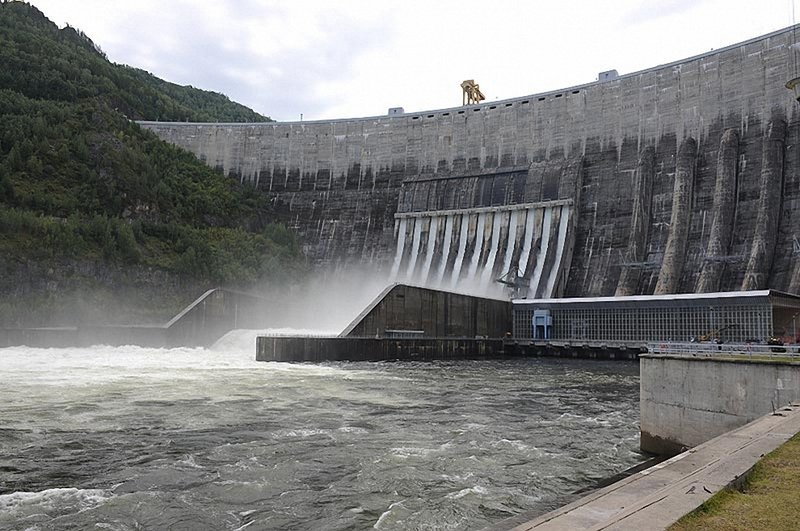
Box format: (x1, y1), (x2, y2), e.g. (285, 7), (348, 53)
(0, 2), (305, 287)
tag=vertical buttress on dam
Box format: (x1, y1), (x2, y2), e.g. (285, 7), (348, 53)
(140, 26), (800, 297)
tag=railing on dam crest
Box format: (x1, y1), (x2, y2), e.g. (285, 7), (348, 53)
(647, 342), (800, 358)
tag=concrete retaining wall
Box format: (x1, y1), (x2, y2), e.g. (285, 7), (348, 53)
(640, 354), (800, 455)
(256, 336), (507, 362)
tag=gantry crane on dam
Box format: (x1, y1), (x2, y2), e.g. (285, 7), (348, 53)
(461, 79), (485, 105)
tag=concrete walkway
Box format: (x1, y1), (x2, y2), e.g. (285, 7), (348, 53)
(495, 402), (800, 531)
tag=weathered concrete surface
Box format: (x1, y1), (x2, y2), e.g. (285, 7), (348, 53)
(506, 341), (643, 360)
(141, 26), (800, 296)
(742, 118), (787, 290)
(492, 403), (800, 531)
(615, 147), (654, 296)
(340, 283), (511, 339)
(654, 138), (697, 294)
(696, 128), (739, 293)
(256, 336), (507, 362)
(640, 354), (800, 455)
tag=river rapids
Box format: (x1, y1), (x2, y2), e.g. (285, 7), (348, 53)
(0, 331), (643, 530)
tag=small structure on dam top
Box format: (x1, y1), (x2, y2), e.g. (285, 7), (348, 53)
(460, 79), (486, 105)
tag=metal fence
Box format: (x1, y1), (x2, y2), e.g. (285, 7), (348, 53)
(514, 302), (773, 343)
(646, 342), (800, 358)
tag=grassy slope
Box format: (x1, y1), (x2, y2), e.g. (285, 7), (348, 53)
(669, 432), (800, 530)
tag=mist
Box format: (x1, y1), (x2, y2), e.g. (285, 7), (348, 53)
(251, 267), (393, 334)
(248, 264), (512, 338)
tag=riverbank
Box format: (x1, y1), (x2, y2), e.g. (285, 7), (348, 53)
(495, 402), (800, 530)
(669, 431), (800, 530)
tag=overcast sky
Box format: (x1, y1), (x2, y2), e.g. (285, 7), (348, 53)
(26, 0), (800, 121)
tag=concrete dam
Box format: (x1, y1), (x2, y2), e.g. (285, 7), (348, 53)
(141, 26), (800, 298)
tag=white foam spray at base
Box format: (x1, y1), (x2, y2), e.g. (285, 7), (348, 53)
(255, 267), (392, 334)
(0, 488), (113, 526)
(211, 328), (334, 354)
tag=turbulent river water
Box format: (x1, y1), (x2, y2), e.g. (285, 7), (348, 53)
(0, 331), (643, 530)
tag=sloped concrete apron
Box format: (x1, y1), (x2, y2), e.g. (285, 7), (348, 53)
(492, 402), (800, 531)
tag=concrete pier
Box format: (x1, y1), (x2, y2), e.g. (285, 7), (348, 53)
(255, 284), (514, 363)
(256, 336), (507, 362)
(640, 354), (800, 455)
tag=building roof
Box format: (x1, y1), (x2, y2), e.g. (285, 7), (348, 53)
(512, 289), (792, 306)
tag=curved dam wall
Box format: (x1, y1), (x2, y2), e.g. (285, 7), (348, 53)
(141, 26), (800, 297)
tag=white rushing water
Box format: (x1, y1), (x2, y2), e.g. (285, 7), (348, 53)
(434, 215), (454, 287)
(528, 206), (553, 298)
(450, 215), (470, 288)
(389, 204), (572, 299)
(419, 216), (439, 283)
(0, 335), (643, 530)
(404, 220), (424, 280)
(389, 218), (408, 281)
(479, 213), (503, 290)
(466, 212), (487, 281)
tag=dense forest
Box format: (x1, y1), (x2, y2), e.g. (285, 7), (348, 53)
(0, 1), (303, 326)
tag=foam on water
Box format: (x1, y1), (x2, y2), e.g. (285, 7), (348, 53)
(0, 488), (113, 525)
(0, 347), (643, 530)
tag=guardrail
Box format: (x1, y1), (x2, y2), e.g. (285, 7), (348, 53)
(647, 341), (800, 358)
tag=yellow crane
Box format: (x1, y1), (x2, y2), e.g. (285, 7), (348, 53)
(461, 80), (486, 105)
(696, 324), (733, 343)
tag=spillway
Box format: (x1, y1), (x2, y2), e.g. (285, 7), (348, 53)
(391, 201), (574, 298)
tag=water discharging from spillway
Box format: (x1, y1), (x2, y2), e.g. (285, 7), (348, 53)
(390, 202), (573, 299)
(0, 337), (642, 530)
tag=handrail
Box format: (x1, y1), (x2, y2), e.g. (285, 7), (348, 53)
(646, 341), (800, 358)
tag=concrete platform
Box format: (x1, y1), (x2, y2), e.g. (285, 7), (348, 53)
(492, 402), (800, 530)
(256, 336), (508, 362)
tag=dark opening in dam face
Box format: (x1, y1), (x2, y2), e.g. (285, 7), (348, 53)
(0, 338), (641, 530)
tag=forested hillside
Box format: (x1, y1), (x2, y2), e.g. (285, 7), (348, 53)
(0, 2), (302, 327)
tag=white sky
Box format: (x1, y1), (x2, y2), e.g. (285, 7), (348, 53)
(26, 0), (800, 121)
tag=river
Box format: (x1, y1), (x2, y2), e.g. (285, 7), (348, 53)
(0, 331), (642, 530)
